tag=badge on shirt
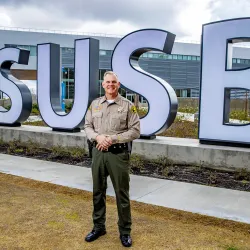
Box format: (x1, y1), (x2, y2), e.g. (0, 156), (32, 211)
(93, 105), (102, 112)
(130, 105), (137, 113)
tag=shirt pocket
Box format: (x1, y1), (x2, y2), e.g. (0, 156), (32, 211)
(110, 112), (127, 131)
(92, 112), (103, 131)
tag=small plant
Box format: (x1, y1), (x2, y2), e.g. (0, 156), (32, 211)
(208, 171), (217, 184)
(25, 141), (43, 156)
(159, 119), (198, 139)
(70, 147), (87, 159)
(7, 140), (22, 154)
(5, 105), (11, 110)
(152, 156), (173, 169)
(129, 154), (145, 170)
(178, 105), (199, 114)
(234, 168), (250, 181)
(51, 146), (71, 158)
(65, 102), (73, 113)
(225, 246), (241, 250)
(23, 120), (46, 126)
(30, 103), (40, 115)
(162, 166), (174, 177)
(65, 212), (80, 221)
(230, 110), (250, 121)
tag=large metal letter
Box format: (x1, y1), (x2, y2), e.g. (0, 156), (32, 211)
(112, 29), (178, 137)
(0, 48), (32, 126)
(37, 38), (99, 132)
(199, 18), (250, 146)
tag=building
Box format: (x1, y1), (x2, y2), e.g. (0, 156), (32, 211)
(1, 27), (250, 102)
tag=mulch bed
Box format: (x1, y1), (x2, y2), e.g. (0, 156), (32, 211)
(0, 142), (249, 193)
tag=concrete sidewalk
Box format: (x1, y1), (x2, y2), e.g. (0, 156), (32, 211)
(0, 153), (250, 224)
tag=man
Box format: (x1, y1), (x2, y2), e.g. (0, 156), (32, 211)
(84, 71), (140, 247)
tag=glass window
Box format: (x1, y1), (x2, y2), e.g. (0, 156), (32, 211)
(177, 55), (183, 60)
(30, 46), (36, 56)
(153, 53), (158, 58)
(237, 59), (241, 64)
(173, 55), (177, 60)
(148, 53), (153, 58)
(5, 44), (17, 48)
(181, 89), (188, 97)
(69, 68), (74, 79)
(175, 89), (180, 97)
(168, 54), (173, 59)
(62, 67), (69, 80)
(192, 56), (197, 61)
(99, 69), (110, 81)
(183, 55), (188, 60)
(162, 54), (168, 59)
(197, 56), (201, 61)
(99, 50), (106, 56)
(142, 53), (147, 58)
(158, 54), (164, 59)
(187, 56), (192, 60)
(232, 58), (236, 63)
(62, 47), (74, 53)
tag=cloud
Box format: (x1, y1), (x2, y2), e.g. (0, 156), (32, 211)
(0, 0), (192, 38)
(0, 0), (250, 40)
(0, 7), (12, 26)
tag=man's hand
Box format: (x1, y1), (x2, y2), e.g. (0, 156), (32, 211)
(96, 135), (113, 151)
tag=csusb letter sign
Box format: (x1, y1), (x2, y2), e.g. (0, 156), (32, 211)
(0, 18), (250, 146)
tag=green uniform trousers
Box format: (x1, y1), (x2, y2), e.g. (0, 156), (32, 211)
(91, 147), (131, 235)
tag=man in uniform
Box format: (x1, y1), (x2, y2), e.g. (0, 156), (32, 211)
(84, 71), (140, 247)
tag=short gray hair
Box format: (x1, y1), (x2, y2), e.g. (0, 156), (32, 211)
(103, 71), (119, 81)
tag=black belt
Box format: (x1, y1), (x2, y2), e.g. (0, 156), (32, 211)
(92, 141), (128, 153)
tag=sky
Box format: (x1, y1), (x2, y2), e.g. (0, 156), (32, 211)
(0, 0), (250, 42)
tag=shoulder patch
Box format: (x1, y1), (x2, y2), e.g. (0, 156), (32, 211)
(130, 105), (137, 113)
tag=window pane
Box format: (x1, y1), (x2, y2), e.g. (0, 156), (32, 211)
(30, 46), (36, 56)
(148, 53), (153, 58)
(173, 55), (177, 59)
(181, 89), (188, 97)
(197, 56), (201, 61)
(183, 55), (188, 60)
(99, 50), (106, 56)
(177, 55), (182, 60)
(192, 56), (196, 61)
(62, 68), (68, 80)
(168, 54), (173, 59)
(232, 58), (236, 63)
(153, 53), (158, 58)
(69, 68), (74, 79)
(237, 59), (241, 63)
(106, 50), (112, 56)
(158, 54), (164, 59)
(187, 56), (192, 60)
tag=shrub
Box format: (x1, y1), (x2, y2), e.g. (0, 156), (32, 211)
(178, 105), (199, 114)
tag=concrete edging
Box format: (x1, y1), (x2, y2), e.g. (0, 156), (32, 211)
(0, 125), (249, 170)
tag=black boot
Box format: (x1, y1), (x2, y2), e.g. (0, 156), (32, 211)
(85, 229), (106, 242)
(120, 234), (132, 247)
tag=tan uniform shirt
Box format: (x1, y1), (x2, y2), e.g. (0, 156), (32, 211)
(84, 94), (141, 143)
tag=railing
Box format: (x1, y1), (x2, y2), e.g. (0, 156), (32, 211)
(1, 26), (250, 48)
(0, 26), (201, 44)
(0, 26), (122, 38)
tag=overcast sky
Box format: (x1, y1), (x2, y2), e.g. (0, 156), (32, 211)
(0, 0), (250, 41)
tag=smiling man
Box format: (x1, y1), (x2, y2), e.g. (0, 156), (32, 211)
(84, 71), (140, 247)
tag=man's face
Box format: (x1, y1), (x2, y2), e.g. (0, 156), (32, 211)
(102, 74), (120, 96)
